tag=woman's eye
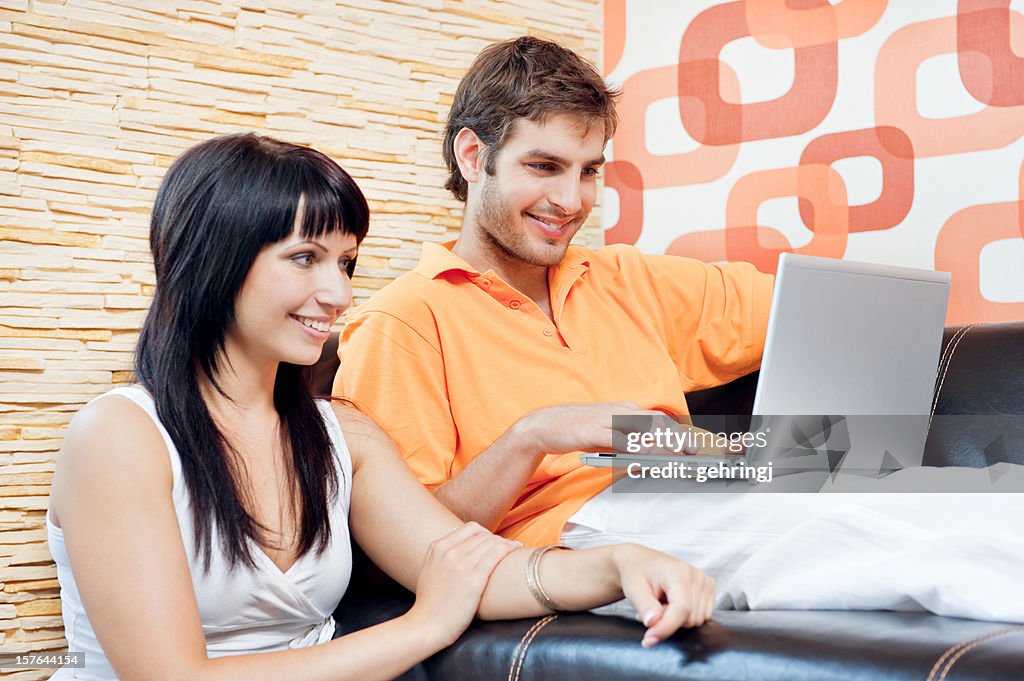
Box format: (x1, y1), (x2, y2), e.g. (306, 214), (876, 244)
(340, 257), (357, 278)
(291, 253), (315, 267)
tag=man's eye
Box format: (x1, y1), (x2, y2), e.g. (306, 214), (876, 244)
(583, 167), (601, 177)
(291, 253), (315, 267)
(529, 163), (555, 172)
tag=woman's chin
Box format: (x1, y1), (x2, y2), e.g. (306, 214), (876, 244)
(288, 353), (324, 367)
(278, 344), (327, 367)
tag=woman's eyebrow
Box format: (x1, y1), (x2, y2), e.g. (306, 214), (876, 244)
(290, 239), (328, 252)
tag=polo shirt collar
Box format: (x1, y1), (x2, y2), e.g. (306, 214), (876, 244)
(414, 240), (474, 279)
(554, 246), (591, 275)
(414, 240), (591, 281)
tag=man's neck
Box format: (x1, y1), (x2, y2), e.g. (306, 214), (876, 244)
(451, 233), (553, 314)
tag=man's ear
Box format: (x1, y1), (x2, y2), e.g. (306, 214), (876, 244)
(453, 127), (484, 186)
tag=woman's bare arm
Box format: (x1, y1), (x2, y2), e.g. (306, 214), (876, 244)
(340, 404), (715, 644)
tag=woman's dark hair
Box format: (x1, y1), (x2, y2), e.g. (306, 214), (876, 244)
(135, 132), (369, 570)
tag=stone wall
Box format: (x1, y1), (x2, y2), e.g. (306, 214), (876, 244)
(0, 2), (602, 676)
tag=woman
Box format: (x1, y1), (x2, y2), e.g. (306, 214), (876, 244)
(47, 133), (715, 681)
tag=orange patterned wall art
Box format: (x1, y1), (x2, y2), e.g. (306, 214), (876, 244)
(605, 0), (1024, 324)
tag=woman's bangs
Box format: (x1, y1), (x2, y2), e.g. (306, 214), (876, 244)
(295, 158), (369, 242)
(296, 182), (350, 240)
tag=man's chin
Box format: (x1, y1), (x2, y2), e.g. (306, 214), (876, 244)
(525, 241), (572, 267)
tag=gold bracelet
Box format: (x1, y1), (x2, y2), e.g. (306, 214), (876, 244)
(525, 544), (573, 612)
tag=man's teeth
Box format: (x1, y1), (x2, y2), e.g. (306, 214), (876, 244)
(530, 214), (564, 229)
(296, 316), (330, 332)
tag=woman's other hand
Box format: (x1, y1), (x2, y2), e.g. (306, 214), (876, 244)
(405, 522), (521, 647)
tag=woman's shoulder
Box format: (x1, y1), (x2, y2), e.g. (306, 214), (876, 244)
(57, 387), (173, 483)
(51, 386), (174, 525)
(327, 400), (399, 469)
(329, 399), (377, 428)
(67, 386), (163, 444)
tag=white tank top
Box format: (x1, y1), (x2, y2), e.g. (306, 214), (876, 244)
(47, 385), (353, 680)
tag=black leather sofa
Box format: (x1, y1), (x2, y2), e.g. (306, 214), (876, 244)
(310, 321), (1024, 681)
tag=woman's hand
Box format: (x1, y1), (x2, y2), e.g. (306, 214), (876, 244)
(404, 522), (521, 648)
(613, 545), (716, 648)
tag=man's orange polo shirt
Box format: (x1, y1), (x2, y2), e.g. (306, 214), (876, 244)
(335, 241), (774, 546)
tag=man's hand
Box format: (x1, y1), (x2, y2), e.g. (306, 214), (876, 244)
(433, 401), (736, 531)
(511, 401), (659, 455)
(512, 402), (739, 457)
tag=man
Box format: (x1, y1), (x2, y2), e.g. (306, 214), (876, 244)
(335, 37), (1024, 623)
(334, 35), (773, 548)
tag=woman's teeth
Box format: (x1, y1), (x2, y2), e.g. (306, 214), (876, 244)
(295, 316), (330, 332)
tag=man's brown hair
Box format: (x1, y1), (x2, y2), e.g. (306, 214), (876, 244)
(442, 35), (620, 201)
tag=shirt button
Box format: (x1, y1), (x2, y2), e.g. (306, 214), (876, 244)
(480, 278), (491, 287)
(509, 300), (521, 310)
(542, 329), (553, 336)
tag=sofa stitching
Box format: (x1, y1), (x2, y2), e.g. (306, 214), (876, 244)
(925, 624), (1024, 681)
(930, 323), (975, 417)
(931, 325), (962, 396)
(507, 617), (545, 681)
(508, 614), (558, 681)
(510, 615), (558, 681)
(930, 324), (969, 415)
(925, 635), (970, 681)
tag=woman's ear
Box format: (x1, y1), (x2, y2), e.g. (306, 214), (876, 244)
(453, 127), (484, 186)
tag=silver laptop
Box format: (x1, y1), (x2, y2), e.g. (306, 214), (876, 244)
(581, 253), (951, 474)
